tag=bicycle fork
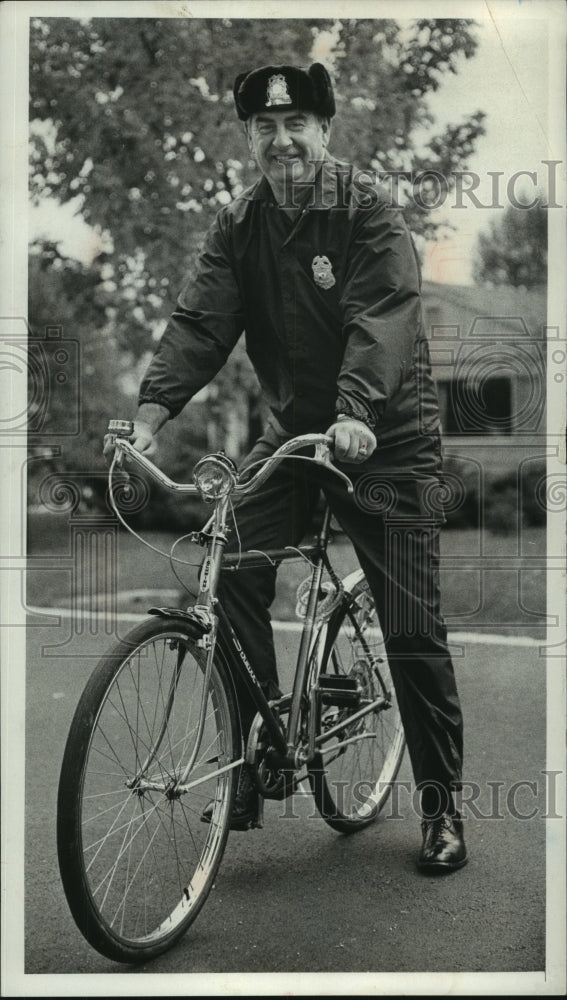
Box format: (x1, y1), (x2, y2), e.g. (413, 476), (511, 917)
(127, 494), (244, 797)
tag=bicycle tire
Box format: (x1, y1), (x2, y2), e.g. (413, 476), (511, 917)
(57, 616), (240, 964)
(307, 569), (406, 834)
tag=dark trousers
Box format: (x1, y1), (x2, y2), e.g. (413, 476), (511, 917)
(218, 422), (463, 804)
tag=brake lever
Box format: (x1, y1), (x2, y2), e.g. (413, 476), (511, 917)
(313, 441), (354, 494)
(107, 419), (134, 487)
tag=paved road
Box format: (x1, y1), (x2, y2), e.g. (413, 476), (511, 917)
(22, 612), (550, 985)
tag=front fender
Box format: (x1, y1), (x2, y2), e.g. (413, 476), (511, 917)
(148, 606), (210, 637)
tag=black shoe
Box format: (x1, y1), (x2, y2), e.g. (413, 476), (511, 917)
(201, 765), (261, 831)
(417, 813), (468, 873)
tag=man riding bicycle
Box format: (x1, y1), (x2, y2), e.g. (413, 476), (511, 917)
(109, 62), (467, 872)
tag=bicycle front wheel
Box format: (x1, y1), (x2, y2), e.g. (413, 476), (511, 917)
(57, 617), (240, 964)
(308, 570), (406, 834)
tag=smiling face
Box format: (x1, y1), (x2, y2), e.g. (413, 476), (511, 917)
(246, 109), (330, 198)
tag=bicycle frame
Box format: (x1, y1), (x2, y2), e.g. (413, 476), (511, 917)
(110, 434), (391, 779)
(222, 502), (337, 768)
(149, 502), (338, 772)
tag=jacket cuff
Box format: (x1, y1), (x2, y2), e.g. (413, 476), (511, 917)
(335, 398), (376, 431)
(138, 394), (174, 417)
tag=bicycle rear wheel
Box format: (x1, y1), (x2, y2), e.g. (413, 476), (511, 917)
(57, 617), (240, 964)
(307, 569), (405, 834)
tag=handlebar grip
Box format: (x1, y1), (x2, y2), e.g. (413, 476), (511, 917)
(108, 419), (134, 438)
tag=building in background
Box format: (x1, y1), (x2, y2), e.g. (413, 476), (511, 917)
(421, 281), (547, 474)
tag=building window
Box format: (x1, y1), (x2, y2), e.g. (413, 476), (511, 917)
(437, 376), (513, 435)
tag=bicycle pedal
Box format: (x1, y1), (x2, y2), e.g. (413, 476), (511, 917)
(317, 674), (360, 705)
(269, 692), (291, 713)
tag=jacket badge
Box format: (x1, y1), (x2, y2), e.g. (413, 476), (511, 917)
(266, 74), (292, 107)
(312, 255), (336, 290)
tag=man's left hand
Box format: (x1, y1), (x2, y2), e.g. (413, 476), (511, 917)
(326, 418), (377, 464)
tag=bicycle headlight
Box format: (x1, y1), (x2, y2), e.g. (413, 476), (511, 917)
(193, 454), (237, 501)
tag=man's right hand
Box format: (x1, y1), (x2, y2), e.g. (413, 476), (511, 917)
(103, 403), (170, 465)
(103, 421), (157, 464)
(131, 421), (157, 455)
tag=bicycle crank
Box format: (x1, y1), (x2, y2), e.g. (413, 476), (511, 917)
(246, 702), (297, 799)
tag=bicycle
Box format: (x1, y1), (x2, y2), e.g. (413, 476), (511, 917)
(57, 419), (406, 964)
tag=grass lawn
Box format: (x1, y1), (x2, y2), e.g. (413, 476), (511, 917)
(27, 512), (547, 638)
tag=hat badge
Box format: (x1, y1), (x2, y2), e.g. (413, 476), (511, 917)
(266, 73), (292, 108)
(312, 255), (335, 290)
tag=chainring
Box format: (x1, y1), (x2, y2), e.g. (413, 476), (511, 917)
(245, 701), (295, 800)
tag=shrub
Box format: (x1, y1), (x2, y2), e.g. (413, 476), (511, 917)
(442, 457), (546, 533)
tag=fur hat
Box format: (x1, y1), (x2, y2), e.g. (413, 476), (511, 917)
(233, 63), (336, 121)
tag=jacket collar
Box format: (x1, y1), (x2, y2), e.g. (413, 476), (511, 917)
(241, 156), (350, 210)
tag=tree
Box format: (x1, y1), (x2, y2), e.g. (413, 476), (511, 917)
(30, 17), (484, 345)
(472, 203), (547, 288)
(326, 19), (485, 240)
(28, 16), (485, 497)
(29, 17), (322, 356)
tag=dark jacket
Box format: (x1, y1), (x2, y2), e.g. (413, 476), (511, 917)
(139, 158), (440, 446)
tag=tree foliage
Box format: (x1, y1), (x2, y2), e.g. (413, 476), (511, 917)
(29, 16), (485, 494)
(30, 17), (484, 351)
(473, 203), (547, 288)
(27, 248), (132, 506)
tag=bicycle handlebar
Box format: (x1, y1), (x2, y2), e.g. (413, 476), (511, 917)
(110, 432), (354, 498)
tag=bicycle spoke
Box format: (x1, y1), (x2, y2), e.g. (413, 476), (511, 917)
(86, 792), (162, 871)
(308, 576), (405, 831)
(97, 792), (142, 913)
(108, 804), (165, 929)
(58, 622), (237, 960)
(82, 793), (137, 828)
